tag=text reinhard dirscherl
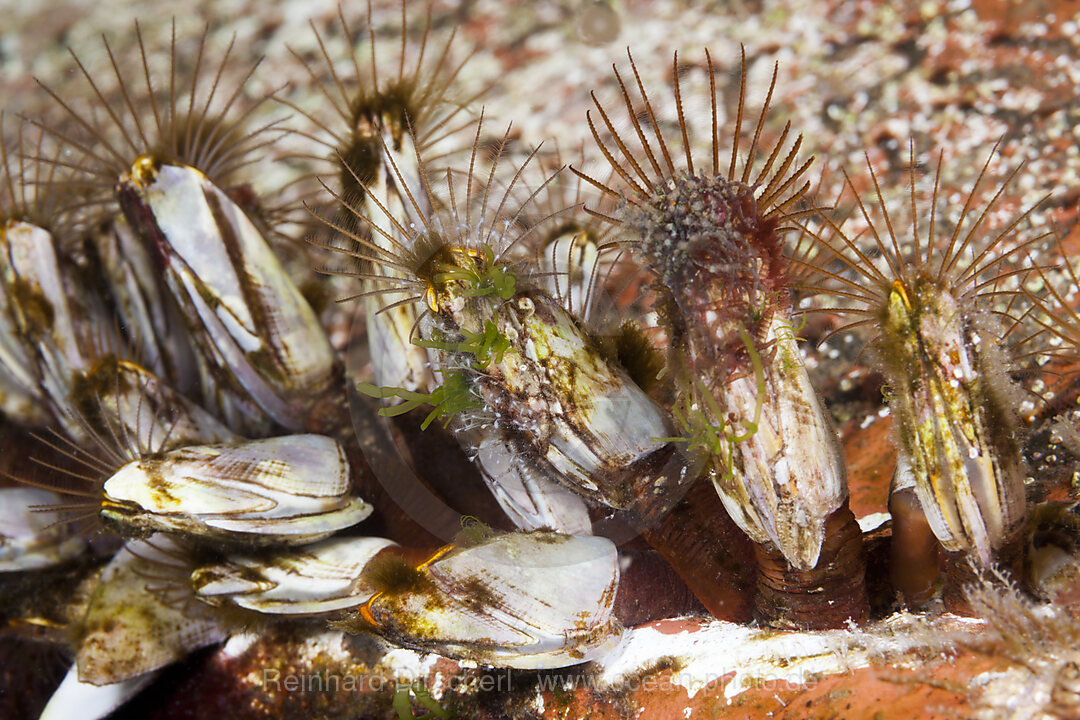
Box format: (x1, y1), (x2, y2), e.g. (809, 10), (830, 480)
(259, 667), (818, 695)
(260, 669), (509, 694)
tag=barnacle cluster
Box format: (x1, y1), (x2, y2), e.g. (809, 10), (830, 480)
(3, 1), (1080, 718)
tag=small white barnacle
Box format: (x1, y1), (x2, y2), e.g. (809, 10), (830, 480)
(100, 434), (372, 545)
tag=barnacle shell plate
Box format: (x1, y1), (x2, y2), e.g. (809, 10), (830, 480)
(76, 538), (228, 685)
(474, 429), (593, 534)
(488, 293), (671, 507)
(888, 286), (1024, 564)
(192, 536), (396, 614)
(365, 532), (622, 669)
(89, 359), (239, 452)
(120, 161), (338, 430)
(712, 317), (847, 570)
(102, 434), (372, 544)
(0, 222), (48, 395)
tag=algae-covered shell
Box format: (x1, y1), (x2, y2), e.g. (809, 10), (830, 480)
(75, 537), (228, 685)
(192, 536), (397, 615)
(101, 434), (372, 545)
(709, 316), (848, 571)
(350, 531), (622, 669)
(887, 294), (1024, 565)
(428, 289), (677, 510)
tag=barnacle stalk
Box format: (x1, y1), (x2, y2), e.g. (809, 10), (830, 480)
(795, 141), (1047, 601)
(578, 48), (866, 628)
(888, 485), (942, 606)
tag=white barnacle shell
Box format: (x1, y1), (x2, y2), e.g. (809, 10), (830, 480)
(0, 220), (115, 436)
(473, 428), (593, 535)
(0, 487), (86, 571)
(0, 361), (49, 426)
(360, 531), (622, 669)
(92, 215), (198, 391)
(101, 434), (372, 545)
(191, 536), (396, 615)
(117, 160), (339, 432)
(40, 665), (157, 720)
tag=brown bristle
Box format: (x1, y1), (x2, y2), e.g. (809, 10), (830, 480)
(29, 20), (279, 216)
(1021, 232), (1080, 370)
(792, 139), (1051, 350)
(573, 46), (815, 230)
(280, 0), (485, 213)
(335, 136), (381, 213)
(574, 46), (815, 383)
(0, 115), (85, 240)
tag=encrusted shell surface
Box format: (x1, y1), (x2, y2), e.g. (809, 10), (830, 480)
(711, 317), (847, 571)
(430, 289), (675, 510)
(75, 538), (227, 685)
(887, 289), (1024, 565)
